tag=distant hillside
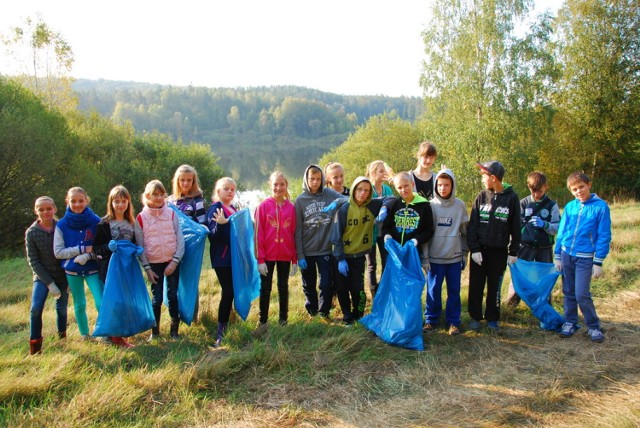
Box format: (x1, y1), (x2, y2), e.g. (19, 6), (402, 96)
(73, 79), (423, 188)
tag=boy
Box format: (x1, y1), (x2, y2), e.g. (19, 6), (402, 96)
(555, 172), (611, 343)
(467, 161), (520, 332)
(506, 171), (561, 306)
(331, 177), (392, 324)
(423, 168), (469, 335)
(294, 165), (346, 318)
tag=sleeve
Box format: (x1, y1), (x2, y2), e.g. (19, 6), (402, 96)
(194, 196), (207, 224)
(460, 202), (470, 258)
(331, 205), (347, 261)
(134, 215), (150, 269)
(593, 203), (612, 265)
(53, 226), (82, 260)
(255, 203), (266, 264)
(25, 229), (54, 285)
(382, 201), (403, 243)
(93, 222), (112, 260)
(294, 199), (305, 261)
(554, 205), (568, 259)
(172, 213), (185, 263)
(508, 196), (521, 256)
(467, 195), (481, 253)
(414, 203), (434, 246)
(546, 202), (561, 236)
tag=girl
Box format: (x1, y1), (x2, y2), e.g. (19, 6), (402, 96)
(93, 185), (137, 347)
(26, 196), (69, 354)
(364, 160), (394, 299)
(254, 172), (297, 330)
(53, 187), (103, 340)
(168, 164), (207, 322)
(206, 177), (238, 346)
(136, 180), (185, 340)
(325, 162), (350, 196)
(412, 141), (438, 200)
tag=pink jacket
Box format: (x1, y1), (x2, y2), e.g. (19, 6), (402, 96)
(255, 197), (297, 264)
(137, 206), (181, 264)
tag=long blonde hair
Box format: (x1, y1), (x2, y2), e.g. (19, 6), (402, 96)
(212, 177), (236, 203)
(171, 164), (203, 199)
(269, 171), (290, 200)
(105, 185), (135, 224)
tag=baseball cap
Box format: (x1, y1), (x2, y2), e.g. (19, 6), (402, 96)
(476, 161), (505, 180)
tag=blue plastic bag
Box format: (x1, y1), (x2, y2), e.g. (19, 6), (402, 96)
(93, 240), (155, 337)
(360, 239), (426, 351)
(229, 208), (261, 320)
(509, 260), (564, 331)
(163, 204), (208, 325)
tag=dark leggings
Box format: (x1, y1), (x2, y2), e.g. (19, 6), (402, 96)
(259, 261), (290, 323)
(214, 266), (234, 323)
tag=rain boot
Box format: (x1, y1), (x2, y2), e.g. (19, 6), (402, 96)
(29, 338), (43, 355)
(170, 318), (180, 339)
(58, 331), (66, 339)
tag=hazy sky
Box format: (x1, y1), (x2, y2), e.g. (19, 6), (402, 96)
(1, 0), (559, 97)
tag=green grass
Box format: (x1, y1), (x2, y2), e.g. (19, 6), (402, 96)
(1, 201), (639, 427)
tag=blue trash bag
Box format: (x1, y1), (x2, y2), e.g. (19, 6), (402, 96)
(93, 240), (156, 337)
(162, 204), (208, 325)
(229, 208), (261, 321)
(360, 239), (426, 351)
(509, 259), (564, 331)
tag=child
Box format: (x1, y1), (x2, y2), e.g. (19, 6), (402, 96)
(467, 161), (520, 332)
(54, 187), (103, 340)
(26, 196), (69, 354)
(364, 160), (394, 299)
(93, 185), (138, 347)
(206, 177), (238, 346)
(411, 141), (437, 200)
(555, 172), (611, 343)
(332, 177), (392, 324)
(294, 164), (346, 319)
(255, 171), (297, 329)
(136, 180), (185, 340)
(423, 169), (469, 335)
(168, 164), (207, 322)
(325, 162), (350, 196)
(506, 171), (560, 307)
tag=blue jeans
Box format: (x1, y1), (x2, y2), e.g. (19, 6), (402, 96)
(561, 252), (600, 329)
(426, 262), (462, 326)
(30, 279), (69, 340)
(300, 254), (333, 316)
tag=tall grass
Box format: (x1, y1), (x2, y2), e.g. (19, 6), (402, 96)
(1, 201), (639, 427)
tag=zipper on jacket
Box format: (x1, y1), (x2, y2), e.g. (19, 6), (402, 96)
(569, 203), (584, 254)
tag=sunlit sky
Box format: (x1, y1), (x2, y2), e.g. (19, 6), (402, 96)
(1, 0), (560, 97)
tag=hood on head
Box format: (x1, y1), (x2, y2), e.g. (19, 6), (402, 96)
(434, 168), (456, 201)
(349, 176), (373, 206)
(302, 164), (325, 194)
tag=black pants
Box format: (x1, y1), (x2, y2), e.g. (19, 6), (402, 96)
(149, 262), (180, 326)
(259, 261), (290, 323)
(468, 247), (507, 322)
(365, 236), (388, 299)
(335, 256), (366, 322)
(214, 266), (234, 323)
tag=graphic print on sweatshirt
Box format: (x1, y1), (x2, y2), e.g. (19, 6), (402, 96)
(479, 204), (511, 223)
(394, 207), (421, 234)
(303, 201), (332, 229)
(437, 216), (453, 228)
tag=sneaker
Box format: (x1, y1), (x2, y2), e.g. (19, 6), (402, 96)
(587, 328), (604, 343)
(423, 323), (435, 332)
(559, 322), (580, 338)
(448, 325), (461, 336)
(468, 320), (481, 332)
(486, 321), (499, 332)
(80, 334), (93, 342)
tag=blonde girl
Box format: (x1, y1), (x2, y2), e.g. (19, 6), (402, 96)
(53, 187), (103, 340)
(325, 162), (349, 196)
(255, 172), (297, 329)
(168, 164), (207, 224)
(26, 196), (69, 354)
(136, 180), (185, 340)
(412, 141), (438, 200)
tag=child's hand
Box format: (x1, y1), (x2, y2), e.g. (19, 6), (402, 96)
(384, 234), (392, 242)
(74, 253), (92, 265)
(554, 259), (562, 272)
(108, 240), (118, 252)
(529, 216), (545, 228)
(258, 263), (268, 276)
(322, 201), (337, 213)
(298, 259), (308, 270)
(592, 265), (604, 278)
(507, 255), (518, 266)
(164, 261), (177, 276)
(47, 282), (62, 298)
(146, 269), (159, 284)
(289, 263), (298, 277)
(213, 208), (229, 224)
(471, 252), (483, 266)
(338, 260), (349, 277)
(422, 260), (431, 272)
(375, 206), (388, 223)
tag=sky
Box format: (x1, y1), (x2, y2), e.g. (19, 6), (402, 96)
(1, 0), (559, 98)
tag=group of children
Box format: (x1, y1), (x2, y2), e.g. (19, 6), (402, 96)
(26, 143), (613, 355)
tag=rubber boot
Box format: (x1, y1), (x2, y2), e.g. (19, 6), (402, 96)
(29, 338), (43, 355)
(58, 331), (67, 339)
(215, 322), (228, 347)
(170, 318), (180, 339)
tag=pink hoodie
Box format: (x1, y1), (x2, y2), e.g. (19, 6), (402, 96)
(255, 197), (297, 264)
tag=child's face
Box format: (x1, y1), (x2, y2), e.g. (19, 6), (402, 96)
(395, 178), (414, 201)
(481, 172), (496, 191)
(437, 177), (453, 198)
(529, 185), (548, 202)
(307, 171), (322, 193)
(68, 191), (88, 214)
(146, 190), (166, 208)
(112, 196), (129, 218)
(179, 173), (194, 194)
(35, 201), (56, 223)
(327, 168), (344, 190)
(373, 165), (387, 182)
(218, 183), (236, 204)
(569, 180), (591, 203)
(271, 176), (287, 199)
(353, 182), (371, 206)
(419, 154), (436, 170)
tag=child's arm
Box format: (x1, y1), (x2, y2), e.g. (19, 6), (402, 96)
(172, 213), (185, 264)
(93, 221), (112, 260)
(25, 229), (55, 286)
(508, 198), (522, 257)
(594, 203), (612, 266)
(134, 215), (151, 271)
(294, 200), (305, 264)
(331, 205), (347, 261)
(545, 203), (561, 236)
(255, 203), (266, 264)
(414, 203), (435, 246)
(53, 226), (85, 260)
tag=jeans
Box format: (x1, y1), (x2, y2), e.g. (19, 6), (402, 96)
(67, 273), (104, 336)
(30, 279), (69, 340)
(426, 262), (462, 326)
(561, 252), (600, 329)
(300, 254), (334, 316)
(259, 261), (290, 323)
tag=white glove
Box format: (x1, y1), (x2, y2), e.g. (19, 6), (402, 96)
(74, 253), (92, 265)
(410, 238), (418, 247)
(257, 263), (268, 276)
(471, 252), (483, 266)
(289, 263), (298, 277)
(507, 255), (518, 266)
(422, 260), (431, 272)
(592, 265), (603, 278)
(384, 234), (392, 242)
(47, 282), (62, 298)
(554, 259), (562, 272)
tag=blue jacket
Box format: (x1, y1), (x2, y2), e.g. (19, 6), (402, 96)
(554, 194), (611, 265)
(53, 207), (101, 275)
(206, 201), (236, 268)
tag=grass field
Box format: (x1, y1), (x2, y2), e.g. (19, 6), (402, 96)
(1, 201), (639, 427)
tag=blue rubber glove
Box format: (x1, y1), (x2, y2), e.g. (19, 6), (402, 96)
(322, 201), (337, 213)
(135, 245), (144, 257)
(298, 259), (308, 270)
(108, 240), (118, 252)
(529, 216), (545, 228)
(375, 206), (388, 223)
(338, 260), (349, 277)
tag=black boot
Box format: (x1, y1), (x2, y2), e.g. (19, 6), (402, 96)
(170, 318), (180, 339)
(29, 338), (43, 355)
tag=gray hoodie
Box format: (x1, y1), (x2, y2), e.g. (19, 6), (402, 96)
(423, 168), (469, 264)
(294, 165), (346, 259)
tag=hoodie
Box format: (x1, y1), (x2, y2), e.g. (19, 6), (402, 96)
(382, 189), (434, 252)
(255, 196), (297, 264)
(424, 169), (469, 264)
(294, 165), (346, 259)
